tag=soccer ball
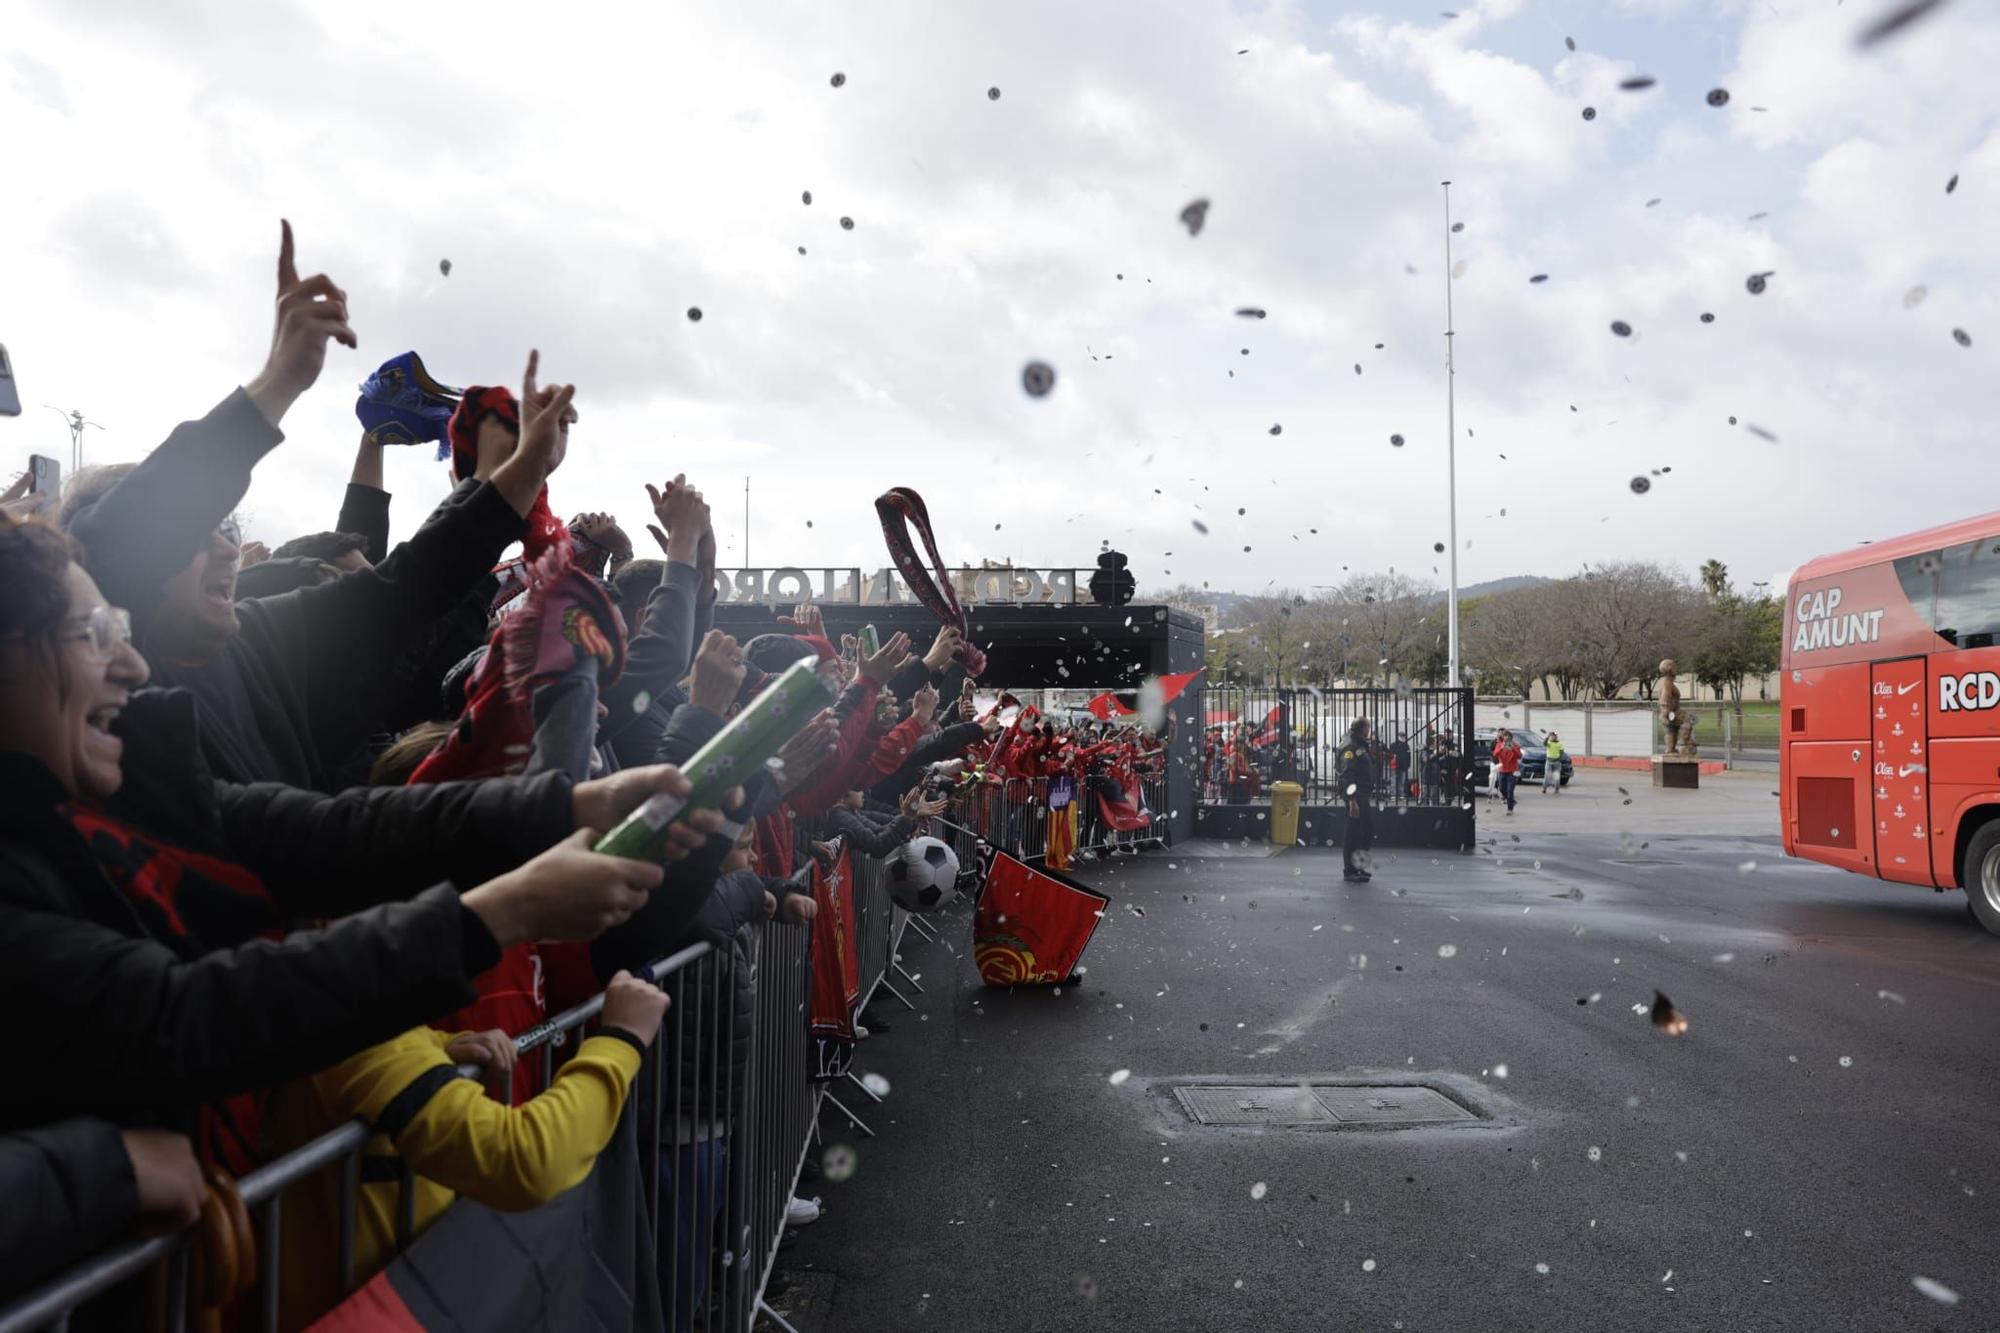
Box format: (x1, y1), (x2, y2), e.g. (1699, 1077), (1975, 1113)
(887, 837), (961, 912)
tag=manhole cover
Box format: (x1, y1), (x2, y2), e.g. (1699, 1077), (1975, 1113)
(1311, 1085), (1477, 1125)
(1173, 1084), (1334, 1126)
(1171, 1083), (1481, 1128)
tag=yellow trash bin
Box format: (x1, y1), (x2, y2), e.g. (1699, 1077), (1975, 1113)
(1269, 781), (1304, 847)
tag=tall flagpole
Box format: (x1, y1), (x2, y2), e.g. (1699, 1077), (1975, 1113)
(1442, 180), (1461, 690)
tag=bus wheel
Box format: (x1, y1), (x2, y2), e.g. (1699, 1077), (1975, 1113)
(1964, 824), (2000, 937)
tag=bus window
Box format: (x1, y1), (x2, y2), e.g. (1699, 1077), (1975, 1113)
(1893, 550), (1943, 639)
(1935, 538), (2000, 650)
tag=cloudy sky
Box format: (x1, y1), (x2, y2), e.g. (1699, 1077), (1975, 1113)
(3, 0), (1992, 601)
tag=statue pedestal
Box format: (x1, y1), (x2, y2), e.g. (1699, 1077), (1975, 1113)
(1651, 755), (1701, 789)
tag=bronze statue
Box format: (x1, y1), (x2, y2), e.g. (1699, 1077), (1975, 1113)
(1658, 659), (1697, 755)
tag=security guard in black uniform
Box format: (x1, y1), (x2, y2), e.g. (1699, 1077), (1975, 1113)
(1337, 717), (1375, 883)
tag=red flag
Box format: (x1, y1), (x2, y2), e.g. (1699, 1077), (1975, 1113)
(1085, 691), (1135, 720)
(1094, 780), (1152, 831)
(809, 844), (861, 1078)
(1249, 704), (1283, 748)
(973, 850), (1109, 987)
(1154, 668), (1203, 704)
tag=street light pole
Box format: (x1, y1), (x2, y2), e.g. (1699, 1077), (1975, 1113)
(1441, 181), (1461, 689)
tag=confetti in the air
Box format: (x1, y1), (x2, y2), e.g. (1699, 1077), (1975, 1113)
(830, 71), (847, 87)
(1180, 198), (1211, 237)
(1945, 173), (1958, 193)
(1108, 1069), (1131, 1086)
(1565, 36), (1576, 51)
(1611, 321), (1633, 337)
(1434, 542), (1446, 553)
(686, 307), (702, 322)
(1651, 991), (1689, 1036)
(988, 86), (1002, 101)
(1192, 519), (1210, 534)
(1904, 285), (1928, 308)
(1582, 106), (1597, 121)
(1952, 328), (1973, 347)
(802, 190), (812, 205)
(1390, 433), (1405, 447)
(1268, 424), (1282, 436)
(1746, 271), (1772, 295)
(1630, 476), (1652, 494)
(1912, 1275), (1961, 1305)
(1857, 0), (1948, 48)
(861, 1072), (891, 1096)
(438, 258), (451, 276)
(840, 216), (855, 231)
(1022, 361), (1057, 397)
(1706, 88), (1730, 107)
(1620, 76), (1658, 91)
(1700, 312), (1716, 324)
(1250, 1182), (1268, 1200)
(1529, 273), (1549, 283)
(822, 1142), (858, 1182)
(1236, 307), (1268, 319)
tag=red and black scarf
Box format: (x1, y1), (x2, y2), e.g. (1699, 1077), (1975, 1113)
(875, 487), (986, 676)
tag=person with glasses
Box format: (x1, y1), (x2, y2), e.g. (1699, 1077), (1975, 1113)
(0, 514), (730, 1196)
(62, 224), (570, 792)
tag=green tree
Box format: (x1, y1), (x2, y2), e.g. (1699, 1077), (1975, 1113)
(1699, 559), (1731, 601)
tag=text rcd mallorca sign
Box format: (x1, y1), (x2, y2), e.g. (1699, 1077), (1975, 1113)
(1940, 671), (2000, 713)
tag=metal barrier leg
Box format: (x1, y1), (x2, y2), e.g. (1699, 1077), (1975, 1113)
(337, 1151), (358, 1297)
(901, 914), (938, 942)
(756, 1296), (804, 1333)
(893, 960), (926, 994)
(876, 978), (917, 1012)
(843, 1069), (885, 1104)
(822, 1091), (876, 1138)
(256, 1198), (280, 1333)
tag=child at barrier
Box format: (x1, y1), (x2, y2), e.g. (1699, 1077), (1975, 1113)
(266, 972), (670, 1330)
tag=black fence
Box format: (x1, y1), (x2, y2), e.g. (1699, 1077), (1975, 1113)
(1200, 685), (1478, 808)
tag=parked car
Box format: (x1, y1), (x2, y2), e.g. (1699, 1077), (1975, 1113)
(1469, 729), (1572, 789)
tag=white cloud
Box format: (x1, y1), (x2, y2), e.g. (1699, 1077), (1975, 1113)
(2, 0), (1995, 603)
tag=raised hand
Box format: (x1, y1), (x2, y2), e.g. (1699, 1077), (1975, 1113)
(911, 683), (939, 723)
(517, 349), (575, 475)
(689, 629), (747, 712)
(923, 625), (963, 671)
(775, 709), (841, 792)
(244, 219), (358, 427)
(644, 474), (710, 564)
(859, 630), (912, 683)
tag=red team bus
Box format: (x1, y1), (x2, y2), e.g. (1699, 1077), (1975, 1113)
(1782, 510), (2000, 933)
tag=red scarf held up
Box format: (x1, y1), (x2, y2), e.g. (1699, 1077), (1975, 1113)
(448, 385), (570, 561)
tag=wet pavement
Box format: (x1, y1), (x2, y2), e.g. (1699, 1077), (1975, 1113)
(775, 773), (2000, 1331)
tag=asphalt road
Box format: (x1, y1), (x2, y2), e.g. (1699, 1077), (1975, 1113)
(776, 773), (2000, 1332)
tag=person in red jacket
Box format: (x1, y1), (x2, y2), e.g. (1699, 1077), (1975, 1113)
(1491, 728), (1523, 814)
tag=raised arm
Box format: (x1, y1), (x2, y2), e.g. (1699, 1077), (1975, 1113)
(335, 433), (392, 565)
(68, 221), (355, 630)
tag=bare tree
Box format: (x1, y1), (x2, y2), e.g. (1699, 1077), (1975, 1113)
(1563, 561), (1695, 699)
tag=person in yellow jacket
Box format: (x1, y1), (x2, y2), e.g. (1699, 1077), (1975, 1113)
(268, 970), (670, 1331)
(1542, 732), (1566, 794)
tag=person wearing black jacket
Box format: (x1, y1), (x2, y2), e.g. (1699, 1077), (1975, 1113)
(0, 517), (720, 1142)
(1336, 717), (1376, 884)
(65, 226), (562, 791)
(599, 477), (717, 770)
(0, 1121), (204, 1303)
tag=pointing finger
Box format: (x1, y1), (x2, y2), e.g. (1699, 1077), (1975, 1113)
(278, 218), (298, 290)
(522, 349), (540, 406)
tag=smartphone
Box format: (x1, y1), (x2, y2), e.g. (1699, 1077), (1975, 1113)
(858, 624), (880, 656)
(29, 454), (59, 497)
(0, 345), (20, 416)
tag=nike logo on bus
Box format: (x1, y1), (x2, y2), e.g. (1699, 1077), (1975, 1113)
(1899, 763), (1927, 777)
(1897, 681), (1920, 695)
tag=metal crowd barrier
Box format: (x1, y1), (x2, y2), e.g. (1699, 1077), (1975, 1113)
(0, 843), (917, 1333)
(936, 772), (1169, 866)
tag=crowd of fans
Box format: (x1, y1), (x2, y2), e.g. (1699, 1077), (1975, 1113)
(0, 224), (1011, 1326)
(1202, 718), (1467, 806)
